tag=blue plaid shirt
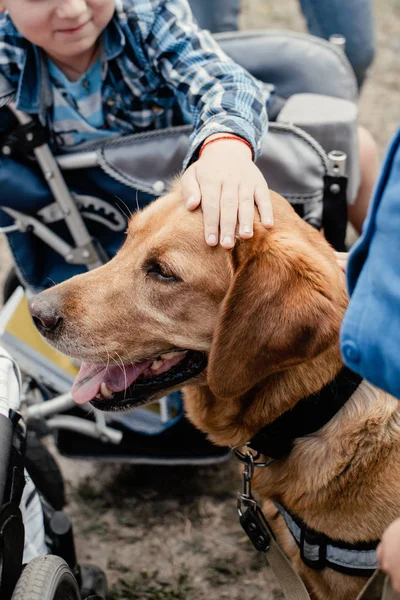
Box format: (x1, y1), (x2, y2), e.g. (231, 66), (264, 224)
(0, 0), (270, 166)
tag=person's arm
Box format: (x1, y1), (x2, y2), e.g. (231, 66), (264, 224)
(145, 0), (269, 166)
(142, 0), (272, 246)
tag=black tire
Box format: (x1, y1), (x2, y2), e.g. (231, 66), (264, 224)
(24, 432), (66, 510)
(11, 556), (80, 600)
(3, 267), (22, 304)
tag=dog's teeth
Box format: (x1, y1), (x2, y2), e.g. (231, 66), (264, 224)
(160, 351), (187, 360)
(150, 359), (163, 371)
(100, 382), (114, 399)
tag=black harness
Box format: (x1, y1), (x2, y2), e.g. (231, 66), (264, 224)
(242, 367), (380, 576)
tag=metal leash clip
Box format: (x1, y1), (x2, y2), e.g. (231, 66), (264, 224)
(233, 448), (273, 553)
(235, 448), (257, 517)
(233, 447), (275, 517)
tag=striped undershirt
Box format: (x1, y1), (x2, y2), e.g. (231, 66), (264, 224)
(47, 56), (119, 147)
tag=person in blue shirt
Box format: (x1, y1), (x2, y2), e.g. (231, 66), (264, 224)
(0, 0), (274, 250)
(340, 127), (400, 591)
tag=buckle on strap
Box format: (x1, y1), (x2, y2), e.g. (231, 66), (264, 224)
(300, 528), (327, 571)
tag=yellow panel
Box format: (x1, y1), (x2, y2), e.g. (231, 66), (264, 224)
(5, 294), (79, 377)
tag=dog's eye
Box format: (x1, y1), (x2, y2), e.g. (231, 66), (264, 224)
(146, 261), (179, 283)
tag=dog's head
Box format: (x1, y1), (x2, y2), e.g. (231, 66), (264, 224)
(29, 185), (347, 417)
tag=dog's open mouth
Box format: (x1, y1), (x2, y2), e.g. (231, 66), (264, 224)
(72, 350), (207, 411)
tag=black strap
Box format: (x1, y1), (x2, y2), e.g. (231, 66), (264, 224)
(249, 367), (363, 460)
(0, 120), (47, 157)
(322, 174), (348, 252)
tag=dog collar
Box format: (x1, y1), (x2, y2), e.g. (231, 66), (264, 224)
(275, 501), (379, 576)
(248, 366), (363, 460)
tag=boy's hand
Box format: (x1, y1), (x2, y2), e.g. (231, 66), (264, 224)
(181, 134), (273, 248)
(377, 518), (400, 593)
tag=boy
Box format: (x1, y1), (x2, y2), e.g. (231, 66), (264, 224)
(0, 0), (273, 249)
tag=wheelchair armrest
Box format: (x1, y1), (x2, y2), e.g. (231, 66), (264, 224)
(215, 30), (358, 102)
(277, 93), (360, 203)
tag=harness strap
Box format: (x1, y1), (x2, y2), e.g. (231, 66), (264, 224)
(276, 502), (379, 577)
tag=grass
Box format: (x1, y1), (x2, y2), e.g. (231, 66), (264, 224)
(108, 569), (192, 600)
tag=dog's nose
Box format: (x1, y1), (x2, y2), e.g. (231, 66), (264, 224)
(28, 294), (63, 333)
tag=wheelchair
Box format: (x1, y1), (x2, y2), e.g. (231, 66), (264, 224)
(0, 345), (108, 600)
(0, 21), (359, 466)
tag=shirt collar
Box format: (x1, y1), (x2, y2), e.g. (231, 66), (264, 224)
(16, 45), (52, 123)
(102, 12), (126, 61)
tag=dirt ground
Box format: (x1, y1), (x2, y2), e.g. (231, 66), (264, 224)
(0, 1), (399, 598)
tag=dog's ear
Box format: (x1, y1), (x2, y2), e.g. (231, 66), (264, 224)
(207, 232), (343, 398)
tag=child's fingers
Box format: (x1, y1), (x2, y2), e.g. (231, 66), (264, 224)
(181, 167), (201, 210)
(201, 184), (221, 246)
(238, 185), (255, 239)
(255, 180), (273, 228)
(220, 184), (239, 249)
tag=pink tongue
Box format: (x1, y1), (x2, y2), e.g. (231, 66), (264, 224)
(72, 360), (152, 405)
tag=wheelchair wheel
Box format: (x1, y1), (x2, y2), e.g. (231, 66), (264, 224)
(11, 556), (80, 600)
(3, 267), (22, 304)
(25, 432), (66, 510)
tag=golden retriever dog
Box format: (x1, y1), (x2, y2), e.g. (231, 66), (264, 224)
(28, 185), (400, 600)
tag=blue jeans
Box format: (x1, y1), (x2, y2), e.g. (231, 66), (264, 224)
(298, 0), (375, 88)
(188, 0), (375, 89)
(188, 0), (240, 33)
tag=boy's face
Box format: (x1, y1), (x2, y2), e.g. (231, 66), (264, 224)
(0, 0), (115, 61)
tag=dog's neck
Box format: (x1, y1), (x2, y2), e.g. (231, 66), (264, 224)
(247, 365), (363, 460)
(184, 344), (344, 449)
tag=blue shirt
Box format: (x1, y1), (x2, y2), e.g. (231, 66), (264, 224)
(341, 127), (400, 398)
(47, 57), (118, 147)
(0, 0), (270, 165)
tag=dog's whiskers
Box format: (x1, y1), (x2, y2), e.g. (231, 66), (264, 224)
(113, 351), (128, 397)
(114, 195), (134, 221)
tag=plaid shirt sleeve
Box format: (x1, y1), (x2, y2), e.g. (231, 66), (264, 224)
(140, 0), (270, 168)
(0, 15), (25, 132)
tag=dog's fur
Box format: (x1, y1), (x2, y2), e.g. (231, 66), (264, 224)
(31, 186), (400, 600)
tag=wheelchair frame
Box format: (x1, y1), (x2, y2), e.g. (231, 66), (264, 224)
(0, 348), (107, 600)
(0, 30), (356, 459)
